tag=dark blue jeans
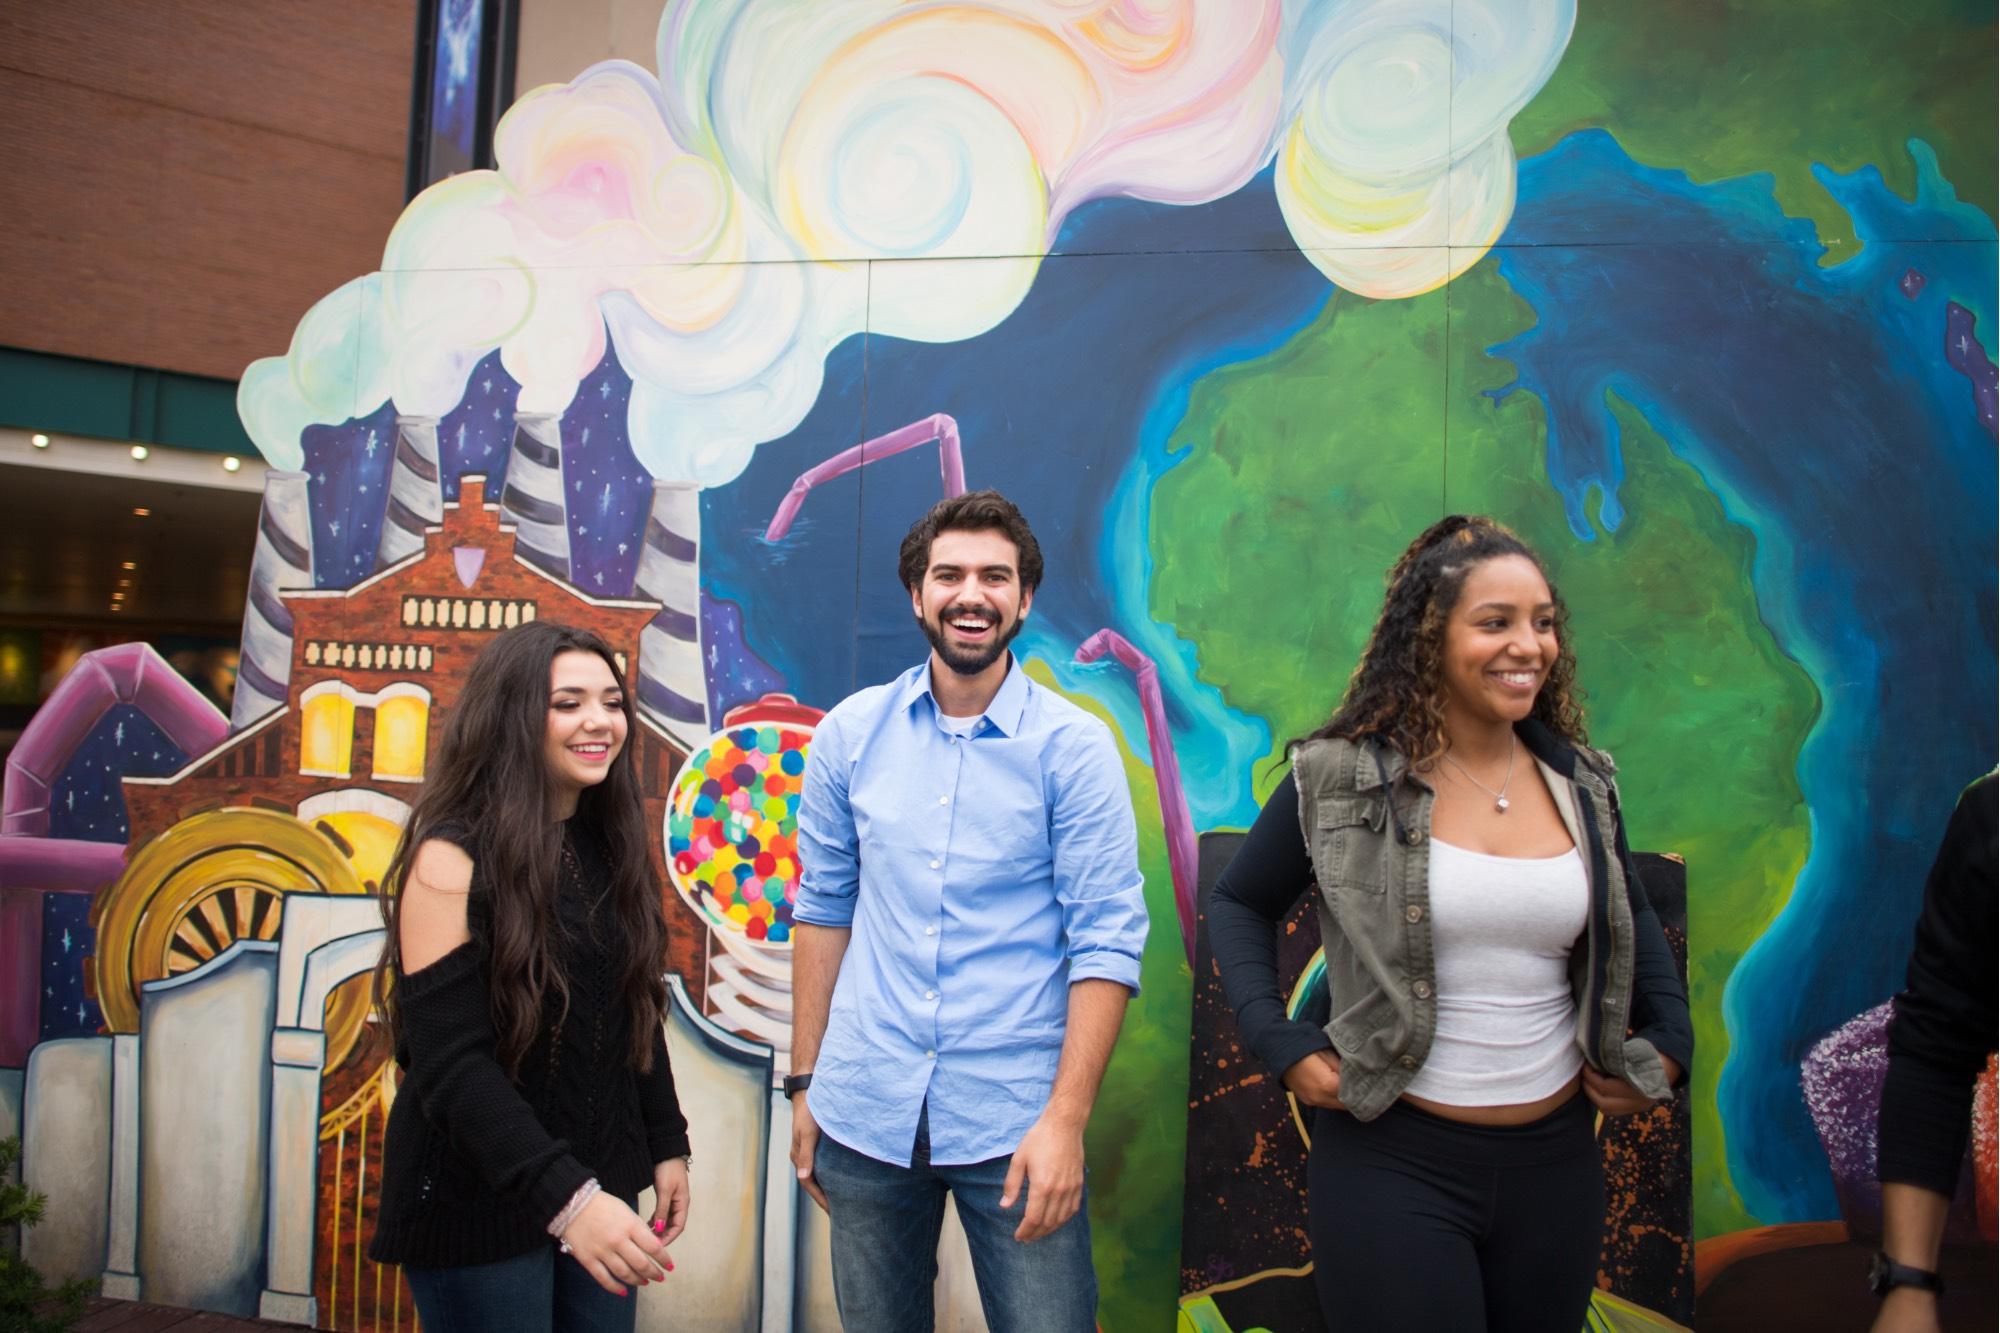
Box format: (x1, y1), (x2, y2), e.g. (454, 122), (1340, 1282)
(403, 1244), (635, 1333)
(813, 1105), (1098, 1333)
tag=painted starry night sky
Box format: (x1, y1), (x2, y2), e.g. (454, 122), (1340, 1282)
(47, 703), (191, 844)
(41, 893), (103, 1041)
(293, 346), (789, 725)
(40, 703), (189, 1041)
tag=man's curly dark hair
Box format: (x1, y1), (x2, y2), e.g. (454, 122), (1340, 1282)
(1312, 514), (1587, 768)
(897, 489), (1044, 592)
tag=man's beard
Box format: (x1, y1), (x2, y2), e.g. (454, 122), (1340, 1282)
(919, 606), (1024, 677)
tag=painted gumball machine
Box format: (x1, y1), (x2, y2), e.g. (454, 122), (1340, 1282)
(665, 692), (819, 1066)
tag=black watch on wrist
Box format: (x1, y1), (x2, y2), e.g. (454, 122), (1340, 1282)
(783, 1072), (813, 1100)
(1867, 1251), (1944, 1298)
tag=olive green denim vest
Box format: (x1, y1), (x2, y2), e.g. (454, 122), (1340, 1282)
(1291, 733), (1675, 1122)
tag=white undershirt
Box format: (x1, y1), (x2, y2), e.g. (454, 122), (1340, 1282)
(1402, 836), (1588, 1106)
(937, 712), (981, 737)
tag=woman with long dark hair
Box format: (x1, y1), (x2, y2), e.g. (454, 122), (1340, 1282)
(1207, 515), (1692, 1332)
(369, 621), (691, 1330)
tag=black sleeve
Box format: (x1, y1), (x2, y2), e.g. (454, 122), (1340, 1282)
(1609, 792), (1694, 1086)
(1880, 774), (1999, 1196)
(397, 943), (594, 1224)
(636, 1016), (692, 1163)
(1204, 772), (1335, 1079)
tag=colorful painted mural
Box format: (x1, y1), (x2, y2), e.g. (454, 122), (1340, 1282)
(2, 2), (1995, 1330)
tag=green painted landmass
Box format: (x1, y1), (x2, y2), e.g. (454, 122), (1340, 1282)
(1147, 260), (1818, 1239)
(1027, 659), (1192, 1331)
(1512, 1), (1998, 260)
(1443, 265), (1819, 1238)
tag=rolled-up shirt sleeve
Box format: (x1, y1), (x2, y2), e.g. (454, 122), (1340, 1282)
(1050, 719), (1148, 993)
(794, 708), (861, 928)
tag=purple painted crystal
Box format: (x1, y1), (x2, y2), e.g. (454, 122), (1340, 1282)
(1899, 267), (1927, 299)
(1803, 1000), (1984, 1242)
(1945, 301), (1998, 437)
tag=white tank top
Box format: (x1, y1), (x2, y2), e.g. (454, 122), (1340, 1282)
(1402, 837), (1588, 1106)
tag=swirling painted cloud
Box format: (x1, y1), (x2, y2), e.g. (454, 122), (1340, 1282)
(240, 0), (1571, 482)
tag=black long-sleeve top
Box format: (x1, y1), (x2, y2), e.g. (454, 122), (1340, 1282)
(1206, 773), (1339, 1079)
(369, 817), (690, 1267)
(1879, 773), (1998, 1197)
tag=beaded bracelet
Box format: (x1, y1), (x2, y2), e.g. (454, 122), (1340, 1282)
(549, 1177), (602, 1253)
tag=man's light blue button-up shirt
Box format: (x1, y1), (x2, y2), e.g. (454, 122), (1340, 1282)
(794, 657), (1148, 1167)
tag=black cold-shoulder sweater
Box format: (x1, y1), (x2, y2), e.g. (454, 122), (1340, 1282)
(368, 816), (691, 1268)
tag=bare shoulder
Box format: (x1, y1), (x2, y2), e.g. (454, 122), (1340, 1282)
(398, 837), (476, 971)
(407, 836), (474, 895)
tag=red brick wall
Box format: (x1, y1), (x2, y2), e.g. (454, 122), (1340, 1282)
(0, 2), (412, 381)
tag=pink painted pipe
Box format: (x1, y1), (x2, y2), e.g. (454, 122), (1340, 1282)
(764, 414), (966, 542)
(3, 642), (229, 837)
(1074, 629), (1198, 965)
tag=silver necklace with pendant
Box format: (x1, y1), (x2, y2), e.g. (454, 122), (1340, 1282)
(1441, 734), (1517, 813)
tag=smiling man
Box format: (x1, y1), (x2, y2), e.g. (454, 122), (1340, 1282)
(787, 490), (1147, 1332)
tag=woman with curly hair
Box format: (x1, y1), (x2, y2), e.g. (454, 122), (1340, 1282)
(1207, 515), (1691, 1332)
(369, 621), (692, 1329)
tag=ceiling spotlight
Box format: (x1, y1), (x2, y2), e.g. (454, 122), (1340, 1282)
(223, 456), (241, 472)
(130, 445), (149, 461)
(117, 578), (132, 588)
(31, 433), (50, 448)
(120, 560), (136, 570)
(112, 591), (125, 601)
(132, 507), (151, 517)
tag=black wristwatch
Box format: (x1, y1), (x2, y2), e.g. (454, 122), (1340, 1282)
(1867, 1251), (1944, 1298)
(783, 1072), (813, 1100)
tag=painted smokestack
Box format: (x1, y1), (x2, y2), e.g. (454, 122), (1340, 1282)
(375, 414), (443, 569)
(500, 412), (571, 578)
(232, 470), (314, 728)
(632, 480), (709, 737)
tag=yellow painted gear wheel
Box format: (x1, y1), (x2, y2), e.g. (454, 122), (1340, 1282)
(92, 807), (374, 1068)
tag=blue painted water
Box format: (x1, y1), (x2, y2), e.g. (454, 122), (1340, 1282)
(1492, 130), (1997, 1221)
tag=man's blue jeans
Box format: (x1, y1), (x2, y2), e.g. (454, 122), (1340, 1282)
(403, 1243), (635, 1333)
(813, 1104), (1098, 1333)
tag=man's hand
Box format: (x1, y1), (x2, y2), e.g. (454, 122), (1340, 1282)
(1870, 1286), (1942, 1333)
(1000, 1114), (1085, 1242)
(649, 1156), (690, 1249)
(560, 1192), (669, 1296)
(1282, 1049), (1345, 1109)
(790, 1093), (829, 1213)
(1583, 1054), (1681, 1117)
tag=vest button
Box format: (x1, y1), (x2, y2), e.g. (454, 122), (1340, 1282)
(1404, 828), (1424, 846)
(1400, 1055), (1418, 1070)
(1411, 979), (1433, 999)
(1405, 904), (1423, 923)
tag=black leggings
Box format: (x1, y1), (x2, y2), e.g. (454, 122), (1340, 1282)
(1309, 1094), (1604, 1333)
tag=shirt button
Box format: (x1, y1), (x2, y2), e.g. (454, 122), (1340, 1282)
(1404, 828), (1424, 846)
(925, 925), (937, 936)
(925, 1049), (936, 1060)
(1405, 905), (1423, 923)
(1411, 979), (1433, 999)
(925, 990), (937, 1000)
(939, 795), (950, 806)
(930, 859), (941, 869)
